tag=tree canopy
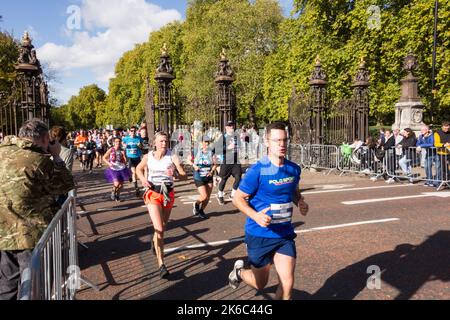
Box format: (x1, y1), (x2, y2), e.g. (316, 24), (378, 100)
(0, 31), (19, 97)
(4, 1), (450, 129)
(52, 84), (106, 130)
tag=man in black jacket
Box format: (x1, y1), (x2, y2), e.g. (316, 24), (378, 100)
(214, 121), (242, 205)
(382, 130), (397, 182)
(397, 128), (417, 183)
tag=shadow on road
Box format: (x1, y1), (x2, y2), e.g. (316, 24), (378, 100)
(312, 230), (450, 300)
(108, 241), (244, 300)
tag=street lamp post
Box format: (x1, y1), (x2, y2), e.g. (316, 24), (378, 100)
(430, 0), (438, 124)
(309, 55), (327, 144)
(154, 43), (175, 136)
(215, 49), (235, 132)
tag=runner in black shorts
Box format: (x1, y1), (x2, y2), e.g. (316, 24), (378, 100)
(214, 121), (242, 205)
(123, 127), (144, 196)
(189, 135), (218, 219)
(127, 157), (141, 169)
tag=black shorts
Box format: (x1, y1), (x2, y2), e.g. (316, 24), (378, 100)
(218, 164), (242, 179)
(127, 157), (141, 168)
(194, 177), (213, 187)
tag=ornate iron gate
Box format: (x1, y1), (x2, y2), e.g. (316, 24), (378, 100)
(0, 32), (49, 136)
(289, 56), (370, 146)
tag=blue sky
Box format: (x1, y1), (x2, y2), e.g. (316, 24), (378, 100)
(0, 0), (294, 105)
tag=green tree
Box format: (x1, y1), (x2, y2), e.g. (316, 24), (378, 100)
(263, 0), (450, 125)
(0, 31), (19, 96)
(181, 0), (283, 126)
(106, 21), (184, 127)
(64, 84), (106, 129)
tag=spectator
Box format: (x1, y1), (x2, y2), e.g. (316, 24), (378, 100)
(361, 136), (378, 174)
(397, 128), (417, 182)
(416, 125), (435, 186)
(383, 130), (397, 183)
(379, 128), (386, 145)
(50, 126), (75, 172)
(0, 119), (74, 300)
(433, 121), (450, 187)
(393, 128), (404, 170)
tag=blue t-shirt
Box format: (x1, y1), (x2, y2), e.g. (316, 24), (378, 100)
(239, 156), (301, 238)
(193, 148), (214, 181)
(123, 136), (143, 159)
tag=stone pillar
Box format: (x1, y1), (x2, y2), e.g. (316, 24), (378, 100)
(392, 51), (425, 133)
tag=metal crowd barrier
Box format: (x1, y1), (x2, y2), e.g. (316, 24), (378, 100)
(19, 190), (97, 300)
(300, 144), (339, 174)
(287, 143), (449, 191)
(383, 146), (450, 190)
(338, 146), (385, 178)
(287, 143), (302, 165)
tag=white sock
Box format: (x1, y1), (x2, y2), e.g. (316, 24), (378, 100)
(218, 191), (224, 197)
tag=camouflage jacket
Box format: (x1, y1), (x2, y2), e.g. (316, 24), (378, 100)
(0, 136), (75, 250)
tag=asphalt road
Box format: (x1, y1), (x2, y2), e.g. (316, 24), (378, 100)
(74, 164), (450, 300)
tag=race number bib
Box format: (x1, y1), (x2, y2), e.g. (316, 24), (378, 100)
(269, 202), (293, 224)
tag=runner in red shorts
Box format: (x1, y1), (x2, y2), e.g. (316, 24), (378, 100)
(136, 131), (186, 279)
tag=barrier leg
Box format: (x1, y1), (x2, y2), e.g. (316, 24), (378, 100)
(80, 276), (100, 292)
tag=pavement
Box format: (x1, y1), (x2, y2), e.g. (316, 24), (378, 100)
(73, 161), (450, 300)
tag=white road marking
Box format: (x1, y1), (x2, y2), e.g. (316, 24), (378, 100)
(77, 207), (129, 214)
(342, 192), (450, 205)
(164, 218), (399, 254)
(303, 184), (415, 195)
(312, 184), (354, 190)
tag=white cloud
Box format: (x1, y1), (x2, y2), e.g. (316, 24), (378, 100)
(37, 0), (181, 84)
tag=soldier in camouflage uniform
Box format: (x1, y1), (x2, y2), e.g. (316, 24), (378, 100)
(0, 119), (74, 300)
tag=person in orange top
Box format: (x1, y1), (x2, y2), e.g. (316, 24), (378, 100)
(74, 129), (89, 170)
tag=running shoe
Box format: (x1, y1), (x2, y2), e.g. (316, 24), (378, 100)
(193, 202), (200, 216)
(228, 260), (244, 289)
(218, 196), (225, 205)
(197, 209), (209, 220)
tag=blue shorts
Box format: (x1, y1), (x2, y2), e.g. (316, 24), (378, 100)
(245, 233), (297, 269)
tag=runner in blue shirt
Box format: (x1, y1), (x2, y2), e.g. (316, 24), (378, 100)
(122, 126), (143, 197)
(228, 121), (309, 300)
(188, 135), (218, 219)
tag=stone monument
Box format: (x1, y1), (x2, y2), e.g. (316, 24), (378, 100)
(392, 51), (425, 133)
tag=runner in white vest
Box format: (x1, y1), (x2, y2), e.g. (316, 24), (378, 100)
(136, 131), (186, 279)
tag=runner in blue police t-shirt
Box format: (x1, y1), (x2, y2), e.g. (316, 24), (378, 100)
(228, 122), (309, 300)
(122, 126), (143, 197)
